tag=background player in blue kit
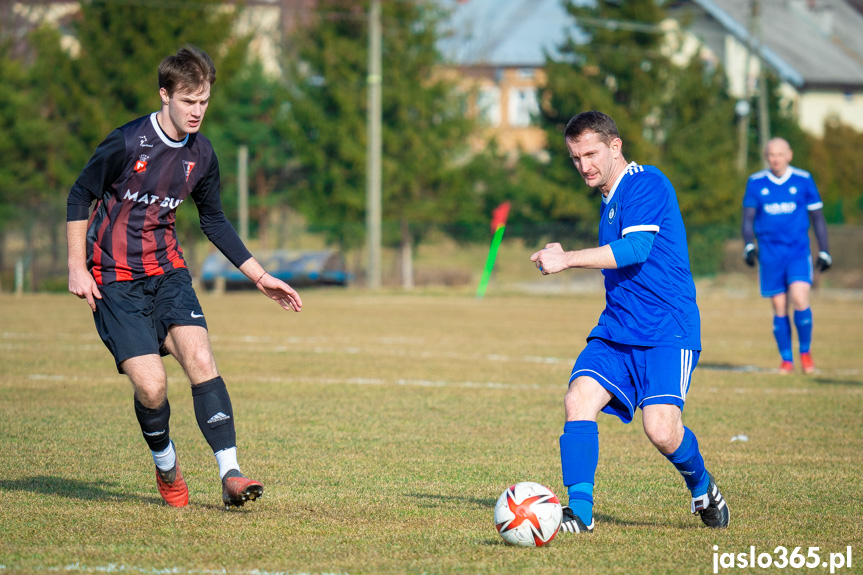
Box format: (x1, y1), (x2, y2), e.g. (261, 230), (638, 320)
(742, 137), (831, 375)
(531, 111), (728, 533)
(67, 45), (303, 509)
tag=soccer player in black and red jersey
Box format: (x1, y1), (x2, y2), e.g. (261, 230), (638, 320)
(66, 45), (302, 509)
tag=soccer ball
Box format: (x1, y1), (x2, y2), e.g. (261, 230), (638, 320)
(494, 482), (563, 547)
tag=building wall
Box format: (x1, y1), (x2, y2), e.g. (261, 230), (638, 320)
(458, 65), (547, 156)
(687, 20), (863, 138)
(798, 90), (863, 136)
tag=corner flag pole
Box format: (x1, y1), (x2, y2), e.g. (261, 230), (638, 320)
(476, 202), (510, 299)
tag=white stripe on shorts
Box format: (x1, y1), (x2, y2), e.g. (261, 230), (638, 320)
(680, 349), (693, 400)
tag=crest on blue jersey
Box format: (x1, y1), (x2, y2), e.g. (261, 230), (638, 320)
(790, 186), (797, 195)
(607, 202), (618, 223)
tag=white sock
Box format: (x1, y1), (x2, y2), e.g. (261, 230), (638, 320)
(152, 442), (176, 472)
(215, 447), (239, 479)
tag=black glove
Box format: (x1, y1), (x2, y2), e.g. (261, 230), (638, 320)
(743, 243), (757, 267)
(816, 251), (832, 272)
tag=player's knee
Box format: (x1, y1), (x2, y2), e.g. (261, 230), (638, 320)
(133, 383), (168, 409)
(643, 418), (682, 453)
(564, 380), (604, 420)
(180, 346), (218, 377)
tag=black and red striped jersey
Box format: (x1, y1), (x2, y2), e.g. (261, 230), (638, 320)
(67, 113), (250, 285)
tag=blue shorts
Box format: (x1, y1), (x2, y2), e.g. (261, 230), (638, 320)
(570, 338), (699, 424)
(759, 254), (812, 297)
(93, 268), (208, 373)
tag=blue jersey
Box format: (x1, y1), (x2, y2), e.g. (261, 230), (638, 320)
(588, 163), (701, 350)
(743, 167), (823, 262)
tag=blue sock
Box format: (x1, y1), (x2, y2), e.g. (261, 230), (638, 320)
(794, 308), (813, 353)
(567, 483), (593, 523)
(773, 316), (793, 362)
(560, 420), (598, 525)
(665, 427), (709, 496)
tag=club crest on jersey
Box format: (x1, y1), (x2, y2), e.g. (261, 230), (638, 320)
(607, 202), (618, 223)
(134, 154), (149, 172)
(760, 188), (769, 196)
(183, 161), (196, 182)
(790, 186), (798, 195)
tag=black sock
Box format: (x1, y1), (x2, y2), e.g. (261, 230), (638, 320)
(192, 376), (236, 454)
(134, 397), (171, 452)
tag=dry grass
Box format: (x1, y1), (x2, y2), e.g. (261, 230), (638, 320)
(1, 285), (862, 574)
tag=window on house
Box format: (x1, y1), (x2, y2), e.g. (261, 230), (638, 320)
(477, 86), (502, 127)
(508, 87), (539, 127)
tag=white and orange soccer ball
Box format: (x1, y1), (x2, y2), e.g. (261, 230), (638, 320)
(494, 481), (563, 547)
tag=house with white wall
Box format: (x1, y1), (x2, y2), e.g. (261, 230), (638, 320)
(668, 0), (863, 136)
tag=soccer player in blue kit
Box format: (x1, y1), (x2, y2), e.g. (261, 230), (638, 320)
(67, 45), (303, 509)
(742, 137), (831, 374)
(531, 111), (729, 533)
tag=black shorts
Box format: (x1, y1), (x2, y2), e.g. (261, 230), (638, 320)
(93, 267), (208, 373)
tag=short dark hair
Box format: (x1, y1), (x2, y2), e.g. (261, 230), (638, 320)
(158, 44), (216, 96)
(564, 111), (620, 145)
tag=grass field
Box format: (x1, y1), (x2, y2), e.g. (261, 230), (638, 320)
(1, 283), (862, 574)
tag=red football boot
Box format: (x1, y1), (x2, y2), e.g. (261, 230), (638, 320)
(155, 458), (189, 507)
(800, 352), (815, 375)
(778, 360), (794, 375)
(222, 471), (263, 509)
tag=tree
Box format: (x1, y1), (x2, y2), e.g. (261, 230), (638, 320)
(0, 33), (87, 288)
(5, 1), (266, 281)
(281, 1), (369, 253)
(283, 0), (478, 288)
(378, 1), (477, 288)
(505, 0), (671, 248)
(511, 0), (747, 274)
(206, 61), (301, 251)
(808, 119), (863, 225)
(660, 59), (739, 229)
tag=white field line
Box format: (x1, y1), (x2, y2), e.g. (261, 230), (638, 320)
(2, 330), (572, 365)
(0, 564), (347, 575)
(22, 373), (548, 390)
(252, 376), (545, 391)
(22, 373), (861, 396)
(6, 332), (859, 383)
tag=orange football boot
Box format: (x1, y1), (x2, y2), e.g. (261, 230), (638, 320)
(222, 471), (263, 509)
(800, 352), (815, 375)
(155, 457), (189, 507)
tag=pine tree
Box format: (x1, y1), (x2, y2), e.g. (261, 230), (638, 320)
(206, 61), (300, 250)
(283, 0), (477, 287)
(24, 1), (264, 273)
(515, 0), (745, 270)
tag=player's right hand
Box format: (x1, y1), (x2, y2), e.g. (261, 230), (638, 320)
(530, 243), (569, 275)
(68, 267), (102, 312)
(743, 243), (757, 267)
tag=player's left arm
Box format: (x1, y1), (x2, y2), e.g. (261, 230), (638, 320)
(608, 171), (662, 268)
(191, 155), (303, 311)
(805, 176), (831, 272)
(237, 258), (303, 312)
(809, 208), (831, 272)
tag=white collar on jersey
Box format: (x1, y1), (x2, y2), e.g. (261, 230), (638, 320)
(150, 112), (189, 148)
(764, 167), (793, 186)
(603, 161), (638, 204)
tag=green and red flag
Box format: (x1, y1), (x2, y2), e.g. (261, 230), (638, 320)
(476, 202), (510, 299)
